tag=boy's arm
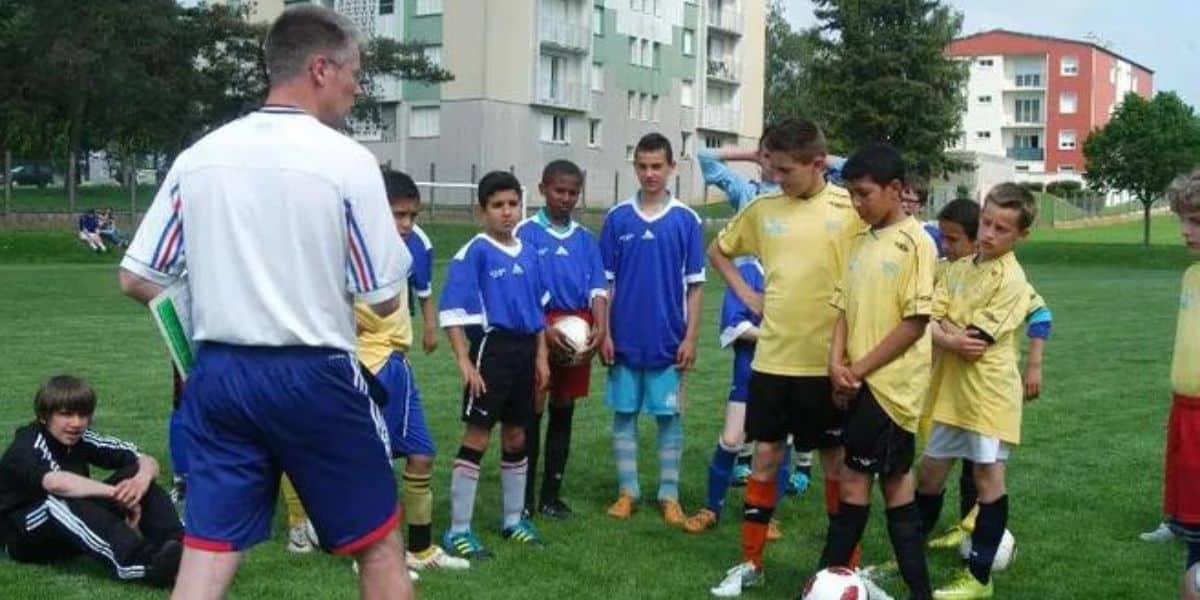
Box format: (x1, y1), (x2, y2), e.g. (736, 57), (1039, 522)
(1023, 337), (1045, 401)
(828, 311), (858, 404)
(535, 330), (550, 392)
(588, 295), (610, 353)
(707, 240), (762, 315)
(446, 326), (486, 398)
(111, 454), (159, 509)
(42, 471), (118, 500)
(419, 295), (438, 354)
(849, 316), (929, 381)
(676, 283), (703, 371)
(697, 149), (760, 211)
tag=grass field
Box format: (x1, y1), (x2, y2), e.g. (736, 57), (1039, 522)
(0, 222), (1194, 599)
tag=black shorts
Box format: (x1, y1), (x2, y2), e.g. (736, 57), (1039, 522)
(461, 329), (537, 428)
(842, 385), (915, 476)
(745, 372), (847, 449)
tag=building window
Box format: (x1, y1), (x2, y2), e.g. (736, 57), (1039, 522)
(681, 131), (692, 158)
(975, 131), (991, 139)
(653, 0), (661, 16)
(1061, 55), (1078, 76)
(977, 58), (994, 67)
(1015, 165), (1030, 172)
(422, 45), (441, 66)
(415, 0), (441, 15)
(1015, 98), (1042, 123)
(627, 91), (636, 118)
(409, 106), (440, 137)
(977, 95), (992, 104)
(542, 114), (569, 143)
(625, 145), (635, 161)
(704, 135), (723, 149)
(1060, 91), (1077, 114)
(641, 39), (652, 67)
(639, 93), (650, 121)
(591, 63), (603, 91)
(589, 119), (601, 146)
(650, 42), (660, 68)
(379, 0), (394, 15)
(1059, 130), (1077, 150)
(593, 6), (603, 35)
(629, 37), (640, 65)
(681, 79), (695, 107)
(1059, 164), (1077, 173)
(1014, 72), (1042, 88)
(650, 95), (660, 121)
(683, 29), (695, 55)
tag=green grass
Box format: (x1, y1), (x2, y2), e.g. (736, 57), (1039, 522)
(3, 185), (157, 213)
(1030, 214), (1183, 246)
(0, 225), (1194, 598)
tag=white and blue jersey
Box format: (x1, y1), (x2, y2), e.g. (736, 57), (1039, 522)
(438, 234), (549, 335)
(406, 224), (434, 300)
(600, 197), (706, 370)
(515, 210), (607, 312)
(719, 258), (764, 403)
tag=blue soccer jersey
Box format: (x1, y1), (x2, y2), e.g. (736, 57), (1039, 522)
(600, 197), (706, 369)
(515, 210), (607, 312)
(406, 224), (434, 299)
(718, 257), (764, 349)
(438, 234), (548, 335)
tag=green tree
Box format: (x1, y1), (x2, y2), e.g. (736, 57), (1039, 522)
(804, 0), (968, 177)
(764, 1), (819, 124)
(1084, 91), (1200, 246)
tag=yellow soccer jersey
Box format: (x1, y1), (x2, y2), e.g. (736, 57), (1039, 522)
(717, 183), (863, 376)
(832, 216), (937, 432)
(1172, 263), (1200, 396)
(355, 288), (413, 374)
(930, 252), (1031, 444)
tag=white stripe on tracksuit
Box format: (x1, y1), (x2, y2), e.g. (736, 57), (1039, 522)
(44, 496), (146, 579)
(349, 353), (392, 462)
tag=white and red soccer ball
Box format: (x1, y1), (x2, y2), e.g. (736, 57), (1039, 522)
(801, 566), (868, 600)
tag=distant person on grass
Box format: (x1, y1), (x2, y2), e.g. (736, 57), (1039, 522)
(98, 209), (129, 249)
(77, 209), (107, 253)
(117, 5), (414, 599)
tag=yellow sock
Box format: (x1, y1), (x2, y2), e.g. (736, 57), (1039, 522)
(281, 475), (308, 529)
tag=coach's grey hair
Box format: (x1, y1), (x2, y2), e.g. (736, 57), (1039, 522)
(1167, 167), (1200, 215)
(264, 5), (362, 86)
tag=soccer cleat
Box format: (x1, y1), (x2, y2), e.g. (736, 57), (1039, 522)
(1139, 522), (1176, 542)
(350, 561), (420, 581)
(929, 524), (968, 550)
(766, 518), (783, 541)
(538, 498), (574, 520)
(407, 545), (470, 570)
(607, 494), (636, 519)
(660, 499), (686, 527)
(786, 471), (811, 496)
(858, 560), (899, 582)
(731, 464), (752, 488)
(710, 561), (764, 597)
(287, 521), (315, 554)
(683, 508), (719, 533)
(933, 570), (994, 599)
(442, 530), (494, 560)
(501, 519), (545, 547)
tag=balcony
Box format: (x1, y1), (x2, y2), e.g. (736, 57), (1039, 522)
(706, 57), (740, 84)
(1006, 147), (1044, 161)
(539, 17), (591, 53)
(535, 80), (588, 112)
(701, 106), (737, 132)
(707, 8), (743, 35)
(1005, 73), (1045, 90)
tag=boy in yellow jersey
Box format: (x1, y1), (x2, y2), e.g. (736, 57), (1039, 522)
(708, 119), (863, 598)
(915, 183), (1037, 599)
(1162, 169), (1200, 582)
(816, 144), (935, 600)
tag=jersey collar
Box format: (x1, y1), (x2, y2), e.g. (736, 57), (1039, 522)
(535, 208), (577, 239)
(479, 233), (524, 258)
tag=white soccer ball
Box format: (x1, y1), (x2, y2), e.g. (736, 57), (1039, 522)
(549, 315), (591, 366)
(802, 566), (868, 600)
(959, 528), (1017, 571)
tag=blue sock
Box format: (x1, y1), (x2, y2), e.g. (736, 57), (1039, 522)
(656, 414), (683, 501)
(1188, 540), (1200, 569)
(168, 410), (188, 477)
(706, 441), (739, 514)
(776, 444), (792, 499)
(612, 412), (640, 498)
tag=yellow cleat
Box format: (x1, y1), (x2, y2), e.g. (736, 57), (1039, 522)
(660, 499), (686, 526)
(607, 494), (636, 519)
(928, 524), (968, 550)
(961, 505), (979, 533)
(933, 569), (994, 599)
(683, 508), (719, 533)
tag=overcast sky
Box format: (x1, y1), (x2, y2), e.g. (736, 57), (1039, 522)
(782, 0), (1200, 108)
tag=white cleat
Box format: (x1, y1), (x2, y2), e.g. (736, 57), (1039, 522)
(407, 545), (471, 570)
(710, 561), (764, 598)
(1139, 522), (1175, 542)
(287, 521), (315, 554)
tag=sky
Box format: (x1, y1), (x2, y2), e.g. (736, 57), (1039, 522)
(782, 0), (1200, 108)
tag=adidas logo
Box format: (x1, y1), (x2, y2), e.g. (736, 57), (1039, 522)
(555, 246), (570, 256)
(513, 264), (525, 275)
(641, 229), (655, 240)
(537, 247), (550, 256)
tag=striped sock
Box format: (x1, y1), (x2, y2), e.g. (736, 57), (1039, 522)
(500, 450), (528, 529)
(706, 440), (740, 513)
(741, 478), (777, 568)
(656, 414), (682, 501)
(450, 446), (482, 534)
(612, 412), (640, 498)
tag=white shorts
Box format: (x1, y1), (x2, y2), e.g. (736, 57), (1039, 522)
(923, 423), (1011, 464)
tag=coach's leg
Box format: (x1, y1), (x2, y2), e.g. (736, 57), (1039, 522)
(172, 549), (242, 600)
(355, 531), (414, 600)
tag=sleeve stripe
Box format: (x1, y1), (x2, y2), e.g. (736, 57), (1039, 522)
(344, 200), (379, 292)
(34, 434), (60, 471)
(150, 189), (183, 271)
(82, 431), (138, 452)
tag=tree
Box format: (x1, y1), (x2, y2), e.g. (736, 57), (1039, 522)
(764, 1), (820, 124)
(1084, 91), (1200, 245)
(803, 0), (969, 177)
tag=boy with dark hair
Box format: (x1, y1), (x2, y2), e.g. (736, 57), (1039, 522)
(709, 119), (862, 597)
(600, 133), (705, 526)
(516, 160), (609, 520)
(439, 171), (551, 559)
(0, 376), (183, 586)
(916, 183), (1038, 599)
(816, 144), (935, 600)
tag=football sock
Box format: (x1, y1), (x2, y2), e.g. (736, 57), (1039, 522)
(450, 446), (482, 534)
(968, 495), (1009, 585)
(500, 449), (528, 528)
(793, 448), (813, 478)
(741, 478), (777, 568)
(280, 475), (307, 529)
(541, 403), (574, 503)
(612, 412), (640, 498)
(959, 460), (978, 519)
(655, 414), (682, 501)
(1187, 540), (1200, 569)
(917, 491), (945, 537)
(887, 502), (933, 599)
(819, 501), (870, 569)
(776, 445), (792, 498)
(402, 470), (433, 553)
(706, 439), (740, 513)
(523, 412), (543, 510)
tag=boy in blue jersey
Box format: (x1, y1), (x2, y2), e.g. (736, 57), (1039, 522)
(599, 133), (705, 525)
(516, 160), (609, 520)
(384, 169), (439, 355)
(439, 171), (551, 559)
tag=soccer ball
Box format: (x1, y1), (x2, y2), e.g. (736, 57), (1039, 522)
(959, 528), (1017, 571)
(548, 315), (591, 366)
(801, 566), (868, 600)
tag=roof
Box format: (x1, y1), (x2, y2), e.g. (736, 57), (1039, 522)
(951, 29), (1154, 74)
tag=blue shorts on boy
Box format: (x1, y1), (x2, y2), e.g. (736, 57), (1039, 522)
(719, 257), (764, 404)
(376, 352), (435, 458)
(178, 343), (397, 555)
(604, 364), (682, 415)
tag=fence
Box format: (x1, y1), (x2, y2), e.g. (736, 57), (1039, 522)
(925, 183), (1162, 230)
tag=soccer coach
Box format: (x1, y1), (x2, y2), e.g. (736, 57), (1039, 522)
(118, 6), (413, 599)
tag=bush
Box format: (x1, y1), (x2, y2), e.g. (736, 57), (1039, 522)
(1019, 181), (1044, 193)
(1045, 180), (1083, 198)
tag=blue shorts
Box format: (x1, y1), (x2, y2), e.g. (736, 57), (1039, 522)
(179, 343), (398, 555)
(376, 353), (436, 458)
(728, 343), (755, 404)
(604, 363), (681, 415)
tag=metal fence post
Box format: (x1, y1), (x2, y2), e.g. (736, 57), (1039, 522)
(3, 149), (10, 215)
(581, 168), (588, 209)
(613, 171), (619, 206)
(429, 162), (436, 220)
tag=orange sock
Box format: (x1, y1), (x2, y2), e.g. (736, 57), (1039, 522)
(740, 478), (777, 568)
